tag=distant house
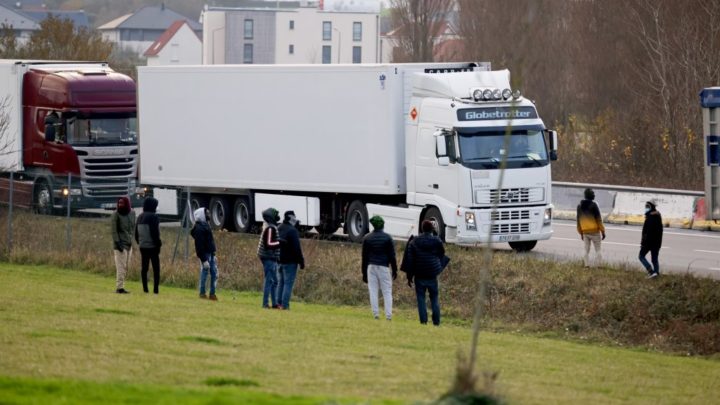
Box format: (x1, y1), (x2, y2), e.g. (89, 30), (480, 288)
(144, 20), (201, 66)
(0, 3), (38, 45)
(98, 4), (202, 56)
(0, 1), (90, 45)
(380, 13), (460, 63)
(24, 10), (90, 29)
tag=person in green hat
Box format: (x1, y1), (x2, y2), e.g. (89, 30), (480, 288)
(361, 215), (398, 320)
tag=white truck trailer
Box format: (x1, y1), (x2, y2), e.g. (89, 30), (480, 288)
(138, 62), (557, 250)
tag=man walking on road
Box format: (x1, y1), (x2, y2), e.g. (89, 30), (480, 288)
(639, 201), (663, 278)
(577, 188), (606, 267)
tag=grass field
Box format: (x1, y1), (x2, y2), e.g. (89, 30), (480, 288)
(0, 263), (718, 404)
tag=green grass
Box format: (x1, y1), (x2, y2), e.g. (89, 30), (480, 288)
(0, 264), (719, 404)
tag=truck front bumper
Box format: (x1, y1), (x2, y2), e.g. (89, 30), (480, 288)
(452, 205), (554, 245)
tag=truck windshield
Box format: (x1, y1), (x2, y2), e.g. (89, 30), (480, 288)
(65, 114), (137, 146)
(457, 128), (549, 169)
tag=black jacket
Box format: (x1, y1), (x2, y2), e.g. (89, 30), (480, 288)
(135, 197), (161, 249)
(190, 221), (216, 262)
(404, 232), (445, 280)
(641, 211), (663, 249)
(361, 229), (398, 277)
(278, 222), (304, 267)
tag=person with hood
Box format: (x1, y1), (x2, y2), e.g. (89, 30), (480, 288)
(639, 201), (663, 278)
(257, 207), (281, 308)
(277, 210), (305, 310)
(191, 207), (218, 301)
(111, 196), (135, 294)
(135, 197), (162, 294)
(405, 220), (447, 326)
(361, 215), (397, 320)
(576, 188), (606, 267)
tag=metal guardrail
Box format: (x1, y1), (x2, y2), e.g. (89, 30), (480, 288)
(552, 181), (704, 197)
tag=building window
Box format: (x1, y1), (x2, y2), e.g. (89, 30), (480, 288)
(244, 19), (254, 39)
(322, 45), (331, 64)
(289, 44), (294, 54)
(352, 46), (361, 63)
(322, 21), (332, 41)
(289, 20), (295, 30)
(353, 22), (362, 41)
(244, 44), (253, 64)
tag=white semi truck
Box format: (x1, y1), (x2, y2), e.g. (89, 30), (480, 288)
(138, 62), (557, 250)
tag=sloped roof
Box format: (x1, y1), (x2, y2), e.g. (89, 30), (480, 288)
(25, 10), (90, 28)
(0, 3), (38, 30)
(98, 5), (201, 32)
(144, 20), (199, 57)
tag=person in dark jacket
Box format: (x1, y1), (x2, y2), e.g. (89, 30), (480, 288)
(191, 207), (218, 301)
(111, 196), (135, 294)
(135, 197), (162, 294)
(639, 201), (663, 278)
(576, 188), (606, 267)
(276, 211), (305, 310)
(405, 220), (446, 326)
(361, 215), (398, 320)
(257, 207), (281, 308)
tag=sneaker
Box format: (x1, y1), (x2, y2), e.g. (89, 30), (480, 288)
(199, 294), (208, 299)
(374, 315), (379, 320)
(647, 272), (659, 279)
(209, 294), (218, 301)
(115, 288), (130, 294)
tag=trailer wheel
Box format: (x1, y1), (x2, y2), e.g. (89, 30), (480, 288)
(187, 195), (208, 225)
(509, 241), (537, 252)
(346, 200), (369, 243)
(33, 180), (54, 215)
(232, 197), (253, 233)
(209, 196), (232, 230)
(422, 207), (445, 242)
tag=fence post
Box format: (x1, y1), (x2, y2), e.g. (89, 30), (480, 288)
(65, 173), (72, 250)
(7, 171), (13, 253)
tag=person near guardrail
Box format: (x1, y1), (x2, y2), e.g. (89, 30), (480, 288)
(111, 196), (135, 294)
(191, 207), (218, 301)
(577, 188), (606, 267)
(257, 207), (281, 308)
(639, 201), (663, 279)
(361, 215), (397, 320)
(135, 197), (162, 294)
(277, 210), (305, 310)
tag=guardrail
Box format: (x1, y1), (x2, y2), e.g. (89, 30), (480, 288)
(551, 181), (718, 231)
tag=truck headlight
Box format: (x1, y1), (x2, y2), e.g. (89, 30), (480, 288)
(465, 212), (476, 231)
(62, 188), (82, 196)
(544, 208), (552, 225)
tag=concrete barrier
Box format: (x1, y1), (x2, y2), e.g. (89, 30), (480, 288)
(607, 192), (695, 228)
(692, 197), (720, 231)
(552, 185), (615, 221)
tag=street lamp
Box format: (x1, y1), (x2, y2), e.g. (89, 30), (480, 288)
(333, 27), (341, 63)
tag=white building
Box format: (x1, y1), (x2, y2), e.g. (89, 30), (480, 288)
(0, 3), (38, 46)
(144, 20), (202, 66)
(202, 3), (380, 65)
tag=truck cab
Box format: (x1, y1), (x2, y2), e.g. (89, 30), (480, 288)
(407, 70), (557, 249)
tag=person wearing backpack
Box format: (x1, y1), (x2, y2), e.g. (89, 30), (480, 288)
(404, 220), (447, 326)
(135, 197), (162, 294)
(191, 207), (218, 301)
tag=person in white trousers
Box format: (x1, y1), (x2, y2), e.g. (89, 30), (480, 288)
(361, 216), (398, 320)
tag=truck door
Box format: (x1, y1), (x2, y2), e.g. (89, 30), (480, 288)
(414, 124), (458, 206)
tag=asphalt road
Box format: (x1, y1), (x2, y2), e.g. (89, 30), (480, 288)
(505, 219), (720, 279)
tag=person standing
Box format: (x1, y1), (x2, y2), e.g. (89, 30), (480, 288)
(257, 207), (281, 308)
(577, 188), (606, 267)
(135, 197), (162, 294)
(111, 196), (135, 294)
(405, 220), (446, 326)
(277, 211), (305, 310)
(191, 208), (218, 301)
(361, 215), (397, 320)
(639, 201), (663, 278)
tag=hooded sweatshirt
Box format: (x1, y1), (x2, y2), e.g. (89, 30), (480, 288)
(135, 197), (161, 249)
(111, 196), (136, 250)
(190, 208), (216, 262)
(257, 208), (280, 260)
(576, 199), (605, 234)
(641, 206), (663, 249)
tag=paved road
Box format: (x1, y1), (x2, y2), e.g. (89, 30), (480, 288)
(505, 220), (720, 279)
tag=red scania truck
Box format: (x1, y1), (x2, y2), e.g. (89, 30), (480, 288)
(0, 60), (145, 212)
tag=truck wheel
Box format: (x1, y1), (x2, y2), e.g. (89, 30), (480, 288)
(33, 181), (54, 215)
(209, 196), (232, 230)
(346, 200), (368, 243)
(509, 241), (537, 252)
(233, 197), (253, 233)
(422, 207), (445, 242)
(187, 195), (208, 225)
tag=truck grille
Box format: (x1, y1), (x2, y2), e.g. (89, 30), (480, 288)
(475, 188), (544, 205)
(491, 210), (530, 221)
(76, 147), (138, 199)
(491, 223), (530, 234)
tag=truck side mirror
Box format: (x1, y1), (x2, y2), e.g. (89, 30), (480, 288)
(546, 130), (558, 161)
(435, 135), (447, 157)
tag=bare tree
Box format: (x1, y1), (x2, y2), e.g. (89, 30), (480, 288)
(388, 0), (455, 62)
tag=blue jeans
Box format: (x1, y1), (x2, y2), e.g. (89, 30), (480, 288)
(261, 259), (278, 307)
(277, 263), (299, 309)
(199, 255), (218, 295)
(415, 278), (440, 326)
(639, 246), (660, 274)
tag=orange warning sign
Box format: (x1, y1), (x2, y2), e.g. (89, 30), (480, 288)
(410, 107), (418, 120)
